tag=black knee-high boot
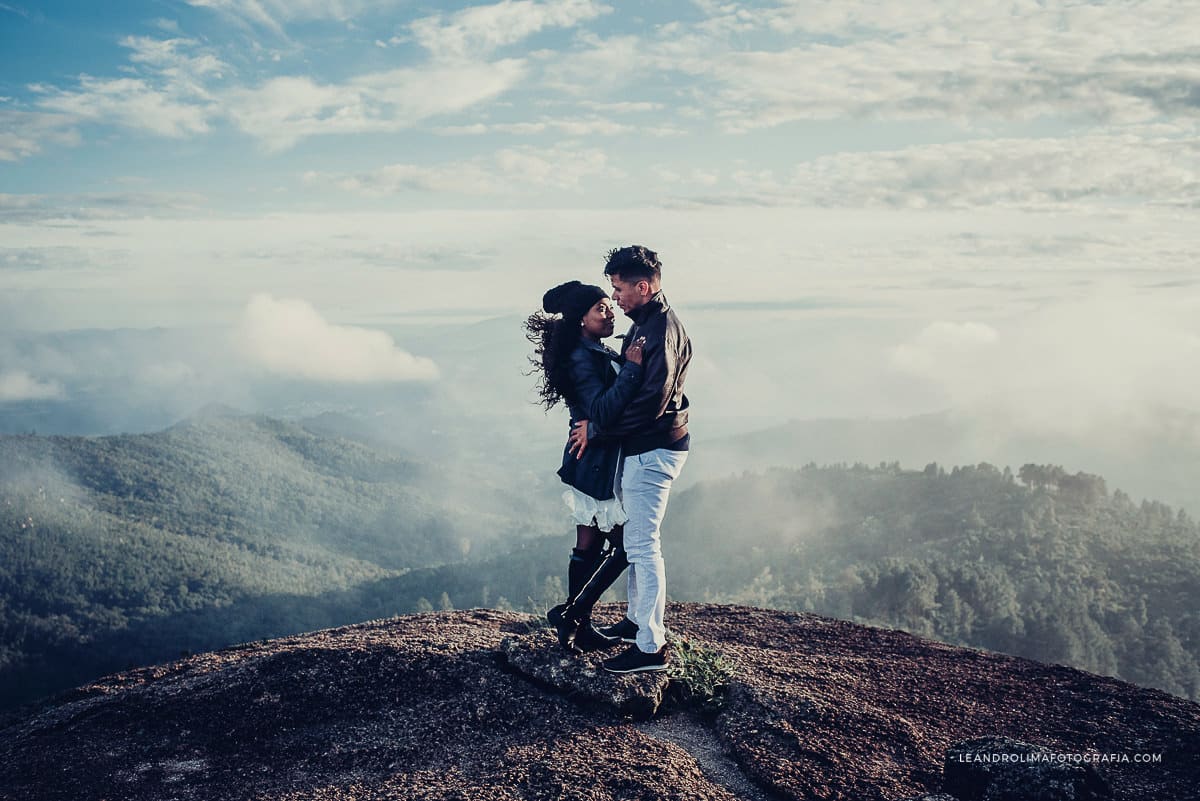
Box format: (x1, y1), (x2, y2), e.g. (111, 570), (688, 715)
(567, 546), (604, 604)
(547, 544), (603, 652)
(568, 547), (628, 622)
(551, 547), (629, 652)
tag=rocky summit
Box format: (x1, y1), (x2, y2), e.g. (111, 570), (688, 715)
(1, 603), (1197, 801)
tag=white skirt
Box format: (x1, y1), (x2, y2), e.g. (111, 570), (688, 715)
(562, 486), (628, 532)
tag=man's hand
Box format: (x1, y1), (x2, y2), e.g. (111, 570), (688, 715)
(568, 419), (590, 459)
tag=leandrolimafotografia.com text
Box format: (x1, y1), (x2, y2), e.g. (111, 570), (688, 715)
(955, 752), (1163, 765)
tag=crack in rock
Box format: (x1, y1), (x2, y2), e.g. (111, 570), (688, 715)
(637, 711), (781, 801)
(499, 628), (781, 801)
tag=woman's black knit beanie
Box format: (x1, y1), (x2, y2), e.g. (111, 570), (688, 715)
(542, 280), (608, 322)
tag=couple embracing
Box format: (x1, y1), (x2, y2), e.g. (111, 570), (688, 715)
(524, 245), (691, 674)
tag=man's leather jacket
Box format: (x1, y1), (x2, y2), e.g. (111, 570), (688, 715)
(589, 290), (690, 454)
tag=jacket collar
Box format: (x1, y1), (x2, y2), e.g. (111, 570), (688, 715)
(580, 336), (620, 358)
(626, 290), (668, 325)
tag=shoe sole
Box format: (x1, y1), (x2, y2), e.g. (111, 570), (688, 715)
(603, 662), (669, 674)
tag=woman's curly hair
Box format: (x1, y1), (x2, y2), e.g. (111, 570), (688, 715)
(524, 310), (581, 411)
(526, 280), (607, 410)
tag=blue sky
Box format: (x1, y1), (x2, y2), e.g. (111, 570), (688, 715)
(2, 0), (1199, 441)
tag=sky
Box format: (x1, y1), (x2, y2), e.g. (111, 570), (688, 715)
(2, 0), (1200, 460)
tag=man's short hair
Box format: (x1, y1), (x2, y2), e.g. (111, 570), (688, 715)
(604, 245), (661, 282)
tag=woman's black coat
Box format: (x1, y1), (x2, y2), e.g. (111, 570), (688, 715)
(556, 338), (644, 500)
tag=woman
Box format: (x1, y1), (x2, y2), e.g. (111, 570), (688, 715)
(525, 280), (645, 653)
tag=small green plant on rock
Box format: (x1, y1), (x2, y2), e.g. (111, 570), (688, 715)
(667, 635), (736, 713)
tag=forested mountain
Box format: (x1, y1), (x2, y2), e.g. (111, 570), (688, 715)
(2, 415), (1198, 710)
(659, 462), (1200, 700)
(0, 411), (556, 707)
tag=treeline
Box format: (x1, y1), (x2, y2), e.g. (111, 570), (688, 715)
(659, 462), (1200, 700)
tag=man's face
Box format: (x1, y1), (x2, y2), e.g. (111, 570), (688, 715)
(609, 274), (650, 313)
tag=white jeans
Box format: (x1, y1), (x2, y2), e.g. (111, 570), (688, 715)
(618, 448), (688, 653)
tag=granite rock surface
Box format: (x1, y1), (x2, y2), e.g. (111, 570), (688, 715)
(1, 603), (1196, 801)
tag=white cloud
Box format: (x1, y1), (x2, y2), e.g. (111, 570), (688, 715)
(410, 0), (611, 59)
(700, 0), (1200, 130)
(30, 37), (224, 139)
(0, 3), (29, 18)
(888, 285), (1200, 437)
(540, 34), (648, 95)
(434, 122), (509, 136)
(354, 61), (527, 119)
(0, 370), (65, 401)
(186, 0), (286, 36)
(0, 191), (206, 222)
(433, 115), (665, 137)
(520, 1), (1200, 133)
(185, 0), (407, 35)
(324, 145), (611, 195)
(23, 34), (525, 152)
(237, 294), (438, 383)
(0, 111), (80, 161)
(580, 100), (665, 113)
(890, 321), (999, 377)
(224, 60), (527, 150)
(676, 134), (1200, 211)
(33, 75), (212, 137)
(122, 35), (225, 84)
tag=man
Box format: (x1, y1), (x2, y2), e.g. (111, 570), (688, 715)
(568, 244), (691, 674)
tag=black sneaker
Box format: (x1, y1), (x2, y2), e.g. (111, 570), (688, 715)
(546, 604), (581, 654)
(573, 620), (622, 652)
(598, 618), (638, 643)
(602, 644), (669, 674)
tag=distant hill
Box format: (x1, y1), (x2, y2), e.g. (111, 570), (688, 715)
(0, 411), (557, 708)
(1, 605), (1196, 801)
